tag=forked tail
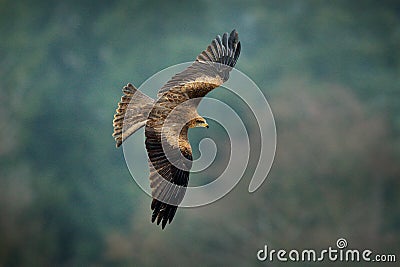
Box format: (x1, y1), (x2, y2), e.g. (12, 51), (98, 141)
(112, 83), (154, 147)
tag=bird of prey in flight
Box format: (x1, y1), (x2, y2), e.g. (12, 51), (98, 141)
(112, 30), (241, 229)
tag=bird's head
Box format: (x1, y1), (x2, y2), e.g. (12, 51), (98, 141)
(188, 117), (209, 129)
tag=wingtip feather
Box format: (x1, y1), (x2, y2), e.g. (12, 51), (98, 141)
(197, 29), (241, 68)
(150, 198), (178, 230)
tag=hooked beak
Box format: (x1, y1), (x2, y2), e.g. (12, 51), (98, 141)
(205, 124), (209, 128)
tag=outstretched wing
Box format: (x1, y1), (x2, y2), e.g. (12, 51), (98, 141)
(157, 29), (241, 100)
(145, 120), (192, 229)
(145, 30), (241, 229)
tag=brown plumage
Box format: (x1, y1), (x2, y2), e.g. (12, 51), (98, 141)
(112, 83), (154, 147)
(112, 29), (241, 229)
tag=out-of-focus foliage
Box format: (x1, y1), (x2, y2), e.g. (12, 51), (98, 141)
(0, 0), (399, 266)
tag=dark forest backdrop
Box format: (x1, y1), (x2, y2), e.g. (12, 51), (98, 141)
(1, 0), (399, 266)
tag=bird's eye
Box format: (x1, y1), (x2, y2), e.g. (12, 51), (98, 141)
(196, 119), (203, 123)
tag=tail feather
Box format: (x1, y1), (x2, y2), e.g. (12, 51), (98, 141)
(112, 83), (154, 147)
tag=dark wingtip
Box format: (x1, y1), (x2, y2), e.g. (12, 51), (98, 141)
(161, 219), (168, 229)
(198, 29), (241, 67)
(229, 29), (239, 45)
(226, 29), (240, 67)
(150, 199), (177, 229)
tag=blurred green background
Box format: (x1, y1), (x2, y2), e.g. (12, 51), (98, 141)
(1, 0), (399, 266)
